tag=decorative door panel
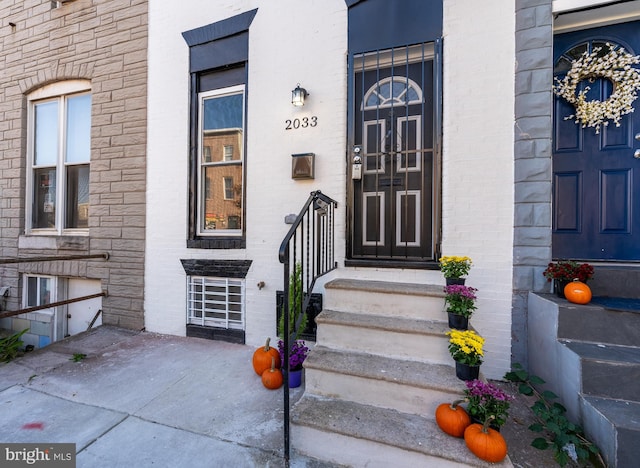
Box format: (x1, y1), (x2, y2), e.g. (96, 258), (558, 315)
(350, 43), (434, 261)
(553, 21), (640, 260)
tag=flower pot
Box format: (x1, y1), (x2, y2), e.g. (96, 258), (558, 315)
(447, 312), (469, 330)
(554, 279), (570, 298)
(288, 368), (303, 388)
(455, 361), (480, 381)
(446, 278), (466, 286)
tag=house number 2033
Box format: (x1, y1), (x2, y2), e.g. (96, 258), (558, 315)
(285, 116), (318, 130)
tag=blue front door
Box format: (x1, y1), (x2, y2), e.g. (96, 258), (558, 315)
(553, 21), (640, 260)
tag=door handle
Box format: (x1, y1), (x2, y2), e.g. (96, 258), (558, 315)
(636, 133), (640, 141)
(635, 149), (640, 159)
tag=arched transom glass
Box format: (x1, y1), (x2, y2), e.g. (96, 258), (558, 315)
(362, 76), (423, 110)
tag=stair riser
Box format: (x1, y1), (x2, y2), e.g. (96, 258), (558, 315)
(581, 361), (640, 401)
(580, 398), (640, 468)
(316, 323), (451, 365)
(292, 425), (471, 468)
(305, 368), (460, 418)
(324, 288), (445, 321)
(558, 307), (640, 347)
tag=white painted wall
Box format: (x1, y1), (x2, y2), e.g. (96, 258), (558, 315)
(442, 0), (516, 379)
(147, 0), (517, 379)
(146, 1), (348, 343)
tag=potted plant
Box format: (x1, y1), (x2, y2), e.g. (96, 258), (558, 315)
(463, 379), (513, 431)
(543, 260), (594, 298)
(277, 339), (309, 388)
(446, 329), (484, 381)
(439, 256), (472, 285)
(444, 284), (478, 329)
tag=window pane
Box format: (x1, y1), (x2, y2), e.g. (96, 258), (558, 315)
(202, 165), (242, 231)
(66, 94), (91, 163)
(34, 101), (59, 166)
(39, 277), (51, 305)
(27, 277), (38, 307)
(65, 164), (90, 228)
(32, 168), (57, 229)
(203, 93), (243, 130)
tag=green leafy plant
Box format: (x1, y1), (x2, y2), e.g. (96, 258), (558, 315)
(0, 329), (29, 363)
(504, 363), (604, 467)
(278, 262), (308, 340)
(444, 284), (478, 317)
(70, 353), (87, 362)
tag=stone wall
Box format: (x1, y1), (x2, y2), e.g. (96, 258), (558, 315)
(0, 0), (148, 333)
(513, 0), (554, 367)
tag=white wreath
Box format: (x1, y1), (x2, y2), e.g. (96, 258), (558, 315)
(553, 43), (640, 133)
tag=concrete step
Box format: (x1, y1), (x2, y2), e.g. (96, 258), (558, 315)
(589, 265), (640, 299)
(580, 396), (640, 468)
(315, 309), (451, 365)
(324, 278), (445, 321)
(303, 346), (465, 418)
(561, 340), (640, 401)
(291, 395), (512, 468)
(558, 303), (640, 347)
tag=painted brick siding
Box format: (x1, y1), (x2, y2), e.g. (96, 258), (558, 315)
(145, 0), (348, 342)
(442, 0), (516, 379)
(0, 0), (147, 330)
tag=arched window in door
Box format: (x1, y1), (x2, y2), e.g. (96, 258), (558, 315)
(362, 76), (423, 110)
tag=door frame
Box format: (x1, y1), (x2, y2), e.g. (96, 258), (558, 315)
(345, 39), (443, 268)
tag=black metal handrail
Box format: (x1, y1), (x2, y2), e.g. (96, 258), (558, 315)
(0, 253), (110, 264)
(278, 190), (338, 465)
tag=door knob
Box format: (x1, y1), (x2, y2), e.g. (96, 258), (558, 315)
(636, 133), (640, 141)
(635, 149), (640, 159)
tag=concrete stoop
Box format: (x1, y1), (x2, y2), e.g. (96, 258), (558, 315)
(292, 396), (511, 468)
(291, 278), (512, 467)
(556, 303), (640, 468)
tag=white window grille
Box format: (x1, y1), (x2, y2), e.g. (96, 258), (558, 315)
(186, 276), (245, 330)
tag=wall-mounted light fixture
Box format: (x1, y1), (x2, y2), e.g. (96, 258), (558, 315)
(291, 84), (308, 107)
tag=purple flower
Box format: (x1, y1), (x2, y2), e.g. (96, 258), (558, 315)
(278, 339), (309, 371)
(463, 379), (513, 427)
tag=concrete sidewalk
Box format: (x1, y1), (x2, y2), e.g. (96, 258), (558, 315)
(0, 326), (335, 467)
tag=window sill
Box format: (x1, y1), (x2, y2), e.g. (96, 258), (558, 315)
(19, 234), (89, 251)
(187, 238), (246, 250)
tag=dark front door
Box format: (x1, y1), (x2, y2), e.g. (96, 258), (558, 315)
(553, 21), (640, 260)
(350, 44), (434, 262)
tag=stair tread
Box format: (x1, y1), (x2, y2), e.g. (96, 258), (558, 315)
(317, 309), (449, 335)
(292, 395), (511, 467)
(560, 340), (640, 364)
(325, 278), (445, 298)
(305, 346), (465, 392)
(582, 396), (640, 430)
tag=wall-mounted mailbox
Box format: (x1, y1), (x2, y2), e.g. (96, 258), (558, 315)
(291, 153), (315, 179)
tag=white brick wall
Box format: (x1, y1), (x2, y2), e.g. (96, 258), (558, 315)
(145, 1), (348, 342)
(443, 0), (516, 379)
(147, 0), (518, 379)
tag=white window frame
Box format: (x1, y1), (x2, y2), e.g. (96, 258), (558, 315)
(26, 80), (92, 236)
(197, 85), (245, 236)
(23, 274), (58, 341)
(186, 276), (245, 330)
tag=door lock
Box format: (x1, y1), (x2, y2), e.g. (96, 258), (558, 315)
(634, 149), (640, 159)
(635, 133), (640, 141)
(352, 146), (362, 180)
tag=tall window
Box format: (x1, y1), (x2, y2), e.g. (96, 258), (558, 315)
(28, 81), (91, 234)
(198, 86), (244, 235)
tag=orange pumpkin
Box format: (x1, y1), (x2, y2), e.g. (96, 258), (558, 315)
(464, 418), (508, 463)
(252, 337), (281, 376)
(564, 279), (592, 305)
(435, 400), (471, 438)
(261, 357), (283, 389)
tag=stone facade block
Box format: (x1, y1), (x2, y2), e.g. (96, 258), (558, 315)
(0, 0), (148, 335)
